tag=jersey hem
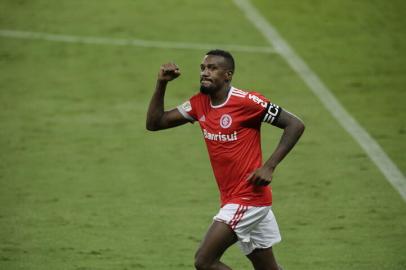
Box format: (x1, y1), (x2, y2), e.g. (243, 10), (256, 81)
(221, 199), (272, 208)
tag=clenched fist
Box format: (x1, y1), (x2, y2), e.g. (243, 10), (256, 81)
(158, 63), (181, 82)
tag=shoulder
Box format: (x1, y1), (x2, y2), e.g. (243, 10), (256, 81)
(184, 92), (209, 113)
(190, 92), (209, 103)
(229, 87), (249, 99)
(246, 91), (270, 105)
(178, 92), (208, 121)
(231, 87), (270, 109)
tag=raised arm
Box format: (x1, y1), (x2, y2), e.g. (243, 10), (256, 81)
(146, 63), (190, 131)
(248, 109), (305, 186)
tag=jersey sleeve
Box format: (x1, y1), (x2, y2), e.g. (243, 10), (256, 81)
(244, 91), (282, 125)
(176, 94), (200, 123)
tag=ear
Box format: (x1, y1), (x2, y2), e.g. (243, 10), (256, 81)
(225, 70), (233, 82)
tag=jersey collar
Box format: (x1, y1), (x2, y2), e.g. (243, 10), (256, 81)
(210, 86), (234, 109)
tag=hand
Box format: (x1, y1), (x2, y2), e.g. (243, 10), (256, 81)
(158, 63), (181, 82)
(246, 165), (275, 186)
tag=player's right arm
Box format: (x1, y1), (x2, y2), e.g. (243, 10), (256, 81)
(146, 63), (190, 131)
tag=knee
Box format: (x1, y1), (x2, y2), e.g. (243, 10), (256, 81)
(194, 259), (209, 270)
(194, 258), (211, 270)
(194, 251), (214, 270)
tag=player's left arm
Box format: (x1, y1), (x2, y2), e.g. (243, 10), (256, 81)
(248, 109), (305, 186)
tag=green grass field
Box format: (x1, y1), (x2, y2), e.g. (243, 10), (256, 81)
(1, 0), (405, 269)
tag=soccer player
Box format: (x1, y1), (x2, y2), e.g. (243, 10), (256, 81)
(146, 49), (305, 270)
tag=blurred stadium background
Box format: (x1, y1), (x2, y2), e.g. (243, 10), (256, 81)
(1, 0), (405, 269)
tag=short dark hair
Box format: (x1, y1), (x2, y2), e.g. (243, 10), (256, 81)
(206, 49), (235, 73)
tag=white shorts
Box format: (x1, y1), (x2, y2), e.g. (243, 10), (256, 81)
(213, 204), (281, 255)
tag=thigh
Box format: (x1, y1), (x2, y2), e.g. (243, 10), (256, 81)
(246, 247), (280, 270)
(195, 221), (238, 262)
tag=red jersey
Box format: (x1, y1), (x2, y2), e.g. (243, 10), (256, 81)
(177, 87), (282, 207)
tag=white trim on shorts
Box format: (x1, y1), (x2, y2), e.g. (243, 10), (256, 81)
(213, 203), (282, 255)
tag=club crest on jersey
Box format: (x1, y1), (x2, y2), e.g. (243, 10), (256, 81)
(220, 114), (232, 129)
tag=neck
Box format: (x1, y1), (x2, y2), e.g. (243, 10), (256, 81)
(210, 84), (231, 106)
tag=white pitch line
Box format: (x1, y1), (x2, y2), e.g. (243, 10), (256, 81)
(233, 0), (406, 202)
(0, 29), (275, 54)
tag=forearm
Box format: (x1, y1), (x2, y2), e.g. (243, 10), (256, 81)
(146, 80), (168, 131)
(264, 119), (305, 169)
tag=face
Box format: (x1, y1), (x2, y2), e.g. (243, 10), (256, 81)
(200, 55), (232, 95)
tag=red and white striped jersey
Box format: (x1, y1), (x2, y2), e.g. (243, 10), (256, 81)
(177, 87), (282, 207)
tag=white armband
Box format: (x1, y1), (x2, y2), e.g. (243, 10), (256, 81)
(177, 101), (195, 122)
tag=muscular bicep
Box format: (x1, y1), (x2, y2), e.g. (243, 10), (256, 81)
(159, 108), (191, 129)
